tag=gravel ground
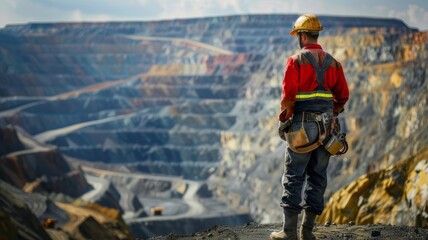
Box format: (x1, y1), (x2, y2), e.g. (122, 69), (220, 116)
(149, 222), (428, 240)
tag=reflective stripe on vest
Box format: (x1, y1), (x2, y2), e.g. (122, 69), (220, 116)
(296, 91), (333, 101)
(296, 51), (333, 103)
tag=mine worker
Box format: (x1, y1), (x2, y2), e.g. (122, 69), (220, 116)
(272, 14), (350, 240)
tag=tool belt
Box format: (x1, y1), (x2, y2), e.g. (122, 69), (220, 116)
(284, 112), (348, 155)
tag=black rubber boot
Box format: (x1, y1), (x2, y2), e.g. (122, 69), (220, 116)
(270, 209), (298, 240)
(299, 211), (317, 240)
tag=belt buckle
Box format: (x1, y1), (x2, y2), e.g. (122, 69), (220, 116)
(314, 113), (322, 122)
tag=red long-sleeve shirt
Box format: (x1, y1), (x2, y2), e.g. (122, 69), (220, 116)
(279, 44), (349, 122)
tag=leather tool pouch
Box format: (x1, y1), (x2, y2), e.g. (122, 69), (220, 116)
(285, 113), (310, 148)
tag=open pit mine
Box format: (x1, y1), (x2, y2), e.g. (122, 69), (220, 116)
(0, 14), (427, 239)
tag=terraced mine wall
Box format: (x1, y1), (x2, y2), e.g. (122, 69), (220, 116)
(0, 14), (427, 237)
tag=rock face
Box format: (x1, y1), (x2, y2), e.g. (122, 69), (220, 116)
(0, 125), (25, 155)
(0, 179), (134, 240)
(0, 14), (427, 237)
(82, 175), (124, 213)
(319, 148), (428, 227)
(0, 181), (52, 240)
(0, 180), (69, 226)
(0, 127), (134, 239)
(0, 126), (92, 198)
(54, 201), (133, 240)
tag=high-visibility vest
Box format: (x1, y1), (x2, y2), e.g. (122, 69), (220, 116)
(294, 50), (334, 113)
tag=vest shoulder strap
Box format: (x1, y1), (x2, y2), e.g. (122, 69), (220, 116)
(300, 50), (332, 90)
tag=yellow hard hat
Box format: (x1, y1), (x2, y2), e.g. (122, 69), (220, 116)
(290, 14), (323, 36)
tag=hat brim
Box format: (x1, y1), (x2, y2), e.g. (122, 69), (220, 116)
(289, 29), (298, 36)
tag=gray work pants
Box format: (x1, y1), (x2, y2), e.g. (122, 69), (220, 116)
(280, 117), (331, 215)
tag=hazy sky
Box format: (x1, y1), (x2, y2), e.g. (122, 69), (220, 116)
(1, 0), (428, 30)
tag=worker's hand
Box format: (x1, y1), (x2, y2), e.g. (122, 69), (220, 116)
(278, 119), (292, 141)
(279, 109), (293, 123)
(333, 105), (344, 117)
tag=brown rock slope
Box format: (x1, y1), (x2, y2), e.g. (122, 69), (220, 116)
(54, 201), (133, 240)
(0, 180), (134, 240)
(0, 126), (92, 198)
(319, 148), (428, 227)
(0, 125), (25, 155)
(0, 182), (52, 240)
(0, 125), (134, 239)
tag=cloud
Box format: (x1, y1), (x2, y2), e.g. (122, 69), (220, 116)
(70, 10), (83, 22)
(0, 0), (33, 27)
(0, 0), (162, 27)
(244, 0), (290, 14)
(237, 0), (322, 15)
(137, 0), (148, 6)
(152, 0), (329, 21)
(155, 0), (244, 20)
(388, 4), (428, 30)
(4, 0), (17, 8)
(1, 0), (427, 31)
(70, 9), (111, 22)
